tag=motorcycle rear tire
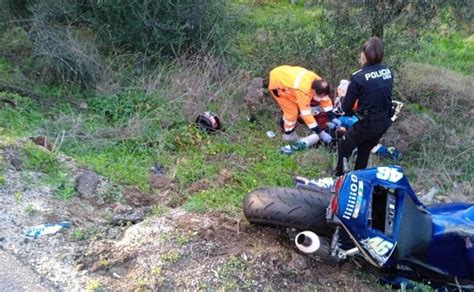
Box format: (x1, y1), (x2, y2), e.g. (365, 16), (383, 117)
(243, 187), (332, 236)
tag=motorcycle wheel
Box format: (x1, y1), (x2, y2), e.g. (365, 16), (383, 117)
(243, 187), (333, 236)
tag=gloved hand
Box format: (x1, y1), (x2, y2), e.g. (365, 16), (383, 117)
(333, 104), (345, 116)
(311, 106), (323, 115)
(318, 130), (332, 144)
(327, 118), (342, 130)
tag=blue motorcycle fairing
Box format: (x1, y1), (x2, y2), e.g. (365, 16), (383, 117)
(427, 204), (474, 279)
(335, 166), (474, 279)
(335, 166), (415, 267)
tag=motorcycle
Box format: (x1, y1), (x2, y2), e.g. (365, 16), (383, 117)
(243, 166), (474, 288)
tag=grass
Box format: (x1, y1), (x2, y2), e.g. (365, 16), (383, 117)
(25, 203), (37, 216)
(21, 141), (76, 199)
(73, 228), (87, 241)
(217, 256), (253, 289)
(86, 280), (103, 292)
(415, 33), (474, 75)
(0, 4), (470, 208)
(228, 0), (324, 75)
(0, 92), (44, 138)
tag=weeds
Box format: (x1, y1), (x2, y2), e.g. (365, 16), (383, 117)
(24, 203), (37, 216)
(150, 204), (169, 217)
(73, 228), (86, 241)
(160, 250), (180, 264)
(218, 256), (253, 289)
(99, 185), (123, 203)
(86, 280), (103, 292)
(175, 234), (189, 247)
(183, 199), (207, 213)
(22, 142), (76, 199)
(14, 191), (22, 202)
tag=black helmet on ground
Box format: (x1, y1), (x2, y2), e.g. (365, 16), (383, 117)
(195, 112), (222, 133)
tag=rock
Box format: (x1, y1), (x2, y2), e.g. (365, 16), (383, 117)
(76, 170), (99, 199)
(75, 263), (85, 271)
(3, 149), (22, 170)
(244, 78), (264, 110)
(111, 209), (145, 226)
(290, 254), (309, 271)
(79, 101), (88, 110)
(31, 136), (54, 151)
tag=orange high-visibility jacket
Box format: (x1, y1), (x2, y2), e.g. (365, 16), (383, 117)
(269, 65), (321, 129)
(313, 95), (333, 112)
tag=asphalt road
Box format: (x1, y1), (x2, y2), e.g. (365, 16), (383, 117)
(0, 249), (52, 291)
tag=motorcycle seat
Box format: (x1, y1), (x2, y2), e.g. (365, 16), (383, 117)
(392, 193), (432, 261)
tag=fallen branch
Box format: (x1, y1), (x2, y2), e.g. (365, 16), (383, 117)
(0, 80), (45, 101)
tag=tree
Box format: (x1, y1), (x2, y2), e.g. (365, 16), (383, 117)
(315, 0), (473, 84)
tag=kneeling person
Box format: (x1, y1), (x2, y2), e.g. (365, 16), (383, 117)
(268, 65), (332, 144)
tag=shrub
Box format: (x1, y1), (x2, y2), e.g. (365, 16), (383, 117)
(391, 62), (474, 195)
(398, 62), (473, 115)
(83, 0), (231, 57)
(231, 4), (324, 77)
(28, 22), (104, 88)
(158, 53), (250, 123)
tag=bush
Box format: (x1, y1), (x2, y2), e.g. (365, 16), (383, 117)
(398, 62), (473, 115)
(157, 53), (250, 123)
(390, 62), (474, 195)
(231, 4), (324, 77)
(83, 0), (230, 57)
(28, 22), (104, 87)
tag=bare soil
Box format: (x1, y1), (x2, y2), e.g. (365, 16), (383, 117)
(0, 140), (376, 291)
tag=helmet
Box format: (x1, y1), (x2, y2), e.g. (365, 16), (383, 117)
(195, 112), (222, 133)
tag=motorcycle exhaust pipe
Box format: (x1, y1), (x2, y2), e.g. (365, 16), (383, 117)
(295, 231), (331, 257)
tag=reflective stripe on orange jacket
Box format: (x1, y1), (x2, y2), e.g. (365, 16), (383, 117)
(268, 65), (321, 130)
(313, 95), (333, 112)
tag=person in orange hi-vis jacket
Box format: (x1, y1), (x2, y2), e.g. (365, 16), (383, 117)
(268, 65), (332, 144)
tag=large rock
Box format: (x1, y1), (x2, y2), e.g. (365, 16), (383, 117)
(75, 170), (99, 199)
(243, 77), (264, 110)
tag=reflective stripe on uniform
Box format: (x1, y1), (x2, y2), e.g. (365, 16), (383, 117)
(283, 117), (296, 126)
(314, 96), (330, 102)
(322, 105), (333, 112)
(300, 109), (312, 116)
(293, 69), (308, 89)
(307, 122), (317, 128)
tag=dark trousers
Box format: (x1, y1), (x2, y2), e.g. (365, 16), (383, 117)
(335, 121), (388, 176)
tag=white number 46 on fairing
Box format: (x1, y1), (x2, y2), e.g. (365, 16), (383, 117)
(376, 167), (403, 183)
(367, 236), (394, 256)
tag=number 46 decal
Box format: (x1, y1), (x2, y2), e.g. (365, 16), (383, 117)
(367, 237), (394, 256)
(376, 167), (403, 183)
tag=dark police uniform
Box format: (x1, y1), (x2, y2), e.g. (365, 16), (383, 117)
(335, 63), (393, 175)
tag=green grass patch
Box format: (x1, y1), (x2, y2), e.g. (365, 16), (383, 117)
(0, 57), (14, 81)
(0, 92), (44, 138)
(415, 33), (474, 75)
(228, 0), (323, 75)
(22, 141), (76, 199)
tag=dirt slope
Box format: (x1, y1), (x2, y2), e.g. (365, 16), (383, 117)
(0, 139), (375, 291)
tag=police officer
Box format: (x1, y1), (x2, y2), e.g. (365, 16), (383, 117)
(335, 36), (393, 176)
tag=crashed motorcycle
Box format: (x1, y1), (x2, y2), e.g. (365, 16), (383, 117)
(243, 166), (474, 288)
